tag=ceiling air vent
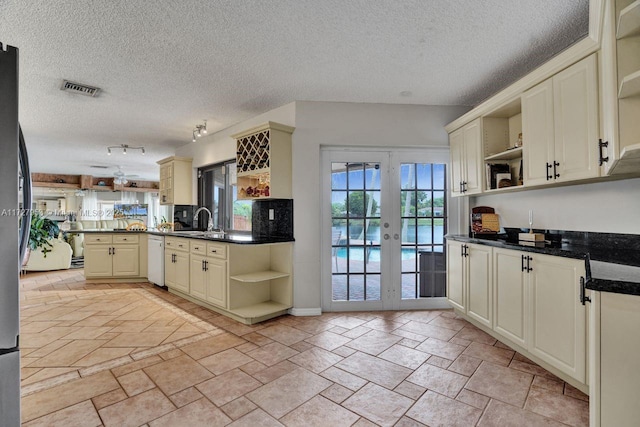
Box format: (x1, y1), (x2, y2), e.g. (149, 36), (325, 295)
(61, 80), (101, 97)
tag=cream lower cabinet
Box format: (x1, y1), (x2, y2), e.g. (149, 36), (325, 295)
(189, 241), (227, 309)
(528, 253), (586, 383)
(164, 237), (190, 293)
(492, 247), (587, 383)
(84, 234), (140, 278)
(493, 248), (529, 348)
(446, 241), (493, 328)
(167, 239), (292, 325)
(594, 291), (640, 426)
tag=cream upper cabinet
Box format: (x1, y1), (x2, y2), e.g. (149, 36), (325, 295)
(157, 156), (193, 205)
(493, 248), (529, 348)
(528, 253), (587, 383)
(522, 54), (599, 186)
(449, 118), (483, 196)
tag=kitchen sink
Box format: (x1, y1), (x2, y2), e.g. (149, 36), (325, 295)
(172, 230), (208, 236)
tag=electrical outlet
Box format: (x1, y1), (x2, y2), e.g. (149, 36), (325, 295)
(269, 209), (275, 220)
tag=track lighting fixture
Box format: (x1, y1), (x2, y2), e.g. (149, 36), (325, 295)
(191, 120), (207, 142)
(106, 144), (145, 155)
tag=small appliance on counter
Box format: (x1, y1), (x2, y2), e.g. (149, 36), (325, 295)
(470, 206), (500, 238)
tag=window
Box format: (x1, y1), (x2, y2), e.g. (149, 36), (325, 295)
(198, 161), (252, 232)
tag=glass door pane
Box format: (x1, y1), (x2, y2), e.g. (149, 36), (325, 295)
(331, 162), (382, 302)
(399, 162), (447, 300)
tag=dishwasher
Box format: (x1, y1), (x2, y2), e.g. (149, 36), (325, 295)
(148, 234), (165, 288)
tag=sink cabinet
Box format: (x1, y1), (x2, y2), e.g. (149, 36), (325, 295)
(166, 237), (293, 324)
(164, 237), (190, 293)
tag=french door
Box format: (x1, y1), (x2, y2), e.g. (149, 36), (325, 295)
(322, 148), (451, 311)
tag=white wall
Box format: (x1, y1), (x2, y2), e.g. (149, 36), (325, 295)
(293, 101), (470, 310)
(175, 101), (470, 312)
(471, 177), (640, 234)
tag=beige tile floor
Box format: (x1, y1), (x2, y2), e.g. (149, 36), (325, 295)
(19, 269), (589, 426)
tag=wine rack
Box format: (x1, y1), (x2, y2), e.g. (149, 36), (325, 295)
(232, 122), (294, 200)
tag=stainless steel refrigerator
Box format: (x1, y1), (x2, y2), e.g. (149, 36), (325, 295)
(0, 42), (32, 427)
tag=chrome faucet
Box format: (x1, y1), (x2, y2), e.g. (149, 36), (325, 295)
(193, 207), (214, 232)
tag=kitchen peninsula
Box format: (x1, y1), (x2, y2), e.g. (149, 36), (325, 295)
(78, 229), (294, 325)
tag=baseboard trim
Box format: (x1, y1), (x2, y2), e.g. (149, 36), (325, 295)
(289, 307), (322, 317)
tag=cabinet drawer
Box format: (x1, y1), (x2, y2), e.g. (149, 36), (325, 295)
(113, 234), (139, 244)
(207, 243), (227, 259)
(165, 237), (190, 252)
(190, 240), (207, 255)
(85, 234), (112, 244)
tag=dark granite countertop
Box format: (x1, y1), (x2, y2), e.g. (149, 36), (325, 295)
(73, 229), (294, 245)
(446, 229), (640, 296)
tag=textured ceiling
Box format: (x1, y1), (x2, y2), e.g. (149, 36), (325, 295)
(0, 0), (589, 180)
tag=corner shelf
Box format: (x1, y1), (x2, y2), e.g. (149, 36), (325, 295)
(484, 146), (523, 161)
(619, 69), (640, 98)
(230, 270), (290, 283)
(617, 0), (640, 39)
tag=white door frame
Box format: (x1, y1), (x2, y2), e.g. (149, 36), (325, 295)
(321, 147), (453, 312)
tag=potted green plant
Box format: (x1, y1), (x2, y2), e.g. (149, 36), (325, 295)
(28, 211), (60, 259)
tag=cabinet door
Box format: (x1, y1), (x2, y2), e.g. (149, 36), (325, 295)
(493, 248), (527, 348)
(173, 252), (190, 293)
(600, 292), (640, 426)
(189, 255), (207, 301)
(466, 244), (492, 328)
(449, 129), (464, 197)
(522, 79), (555, 186)
(528, 254), (586, 382)
(84, 246), (112, 277)
(164, 251), (176, 287)
(112, 245), (139, 277)
(206, 259), (227, 308)
(462, 119), (483, 195)
(159, 163), (173, 205)
(446, 241), (465, 311)
(553, 54), (599, 183)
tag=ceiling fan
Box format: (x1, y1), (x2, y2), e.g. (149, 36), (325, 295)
(113, 166), (138, 185)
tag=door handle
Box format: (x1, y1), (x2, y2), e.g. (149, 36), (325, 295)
(580, 277), (592, 305)
(546, 162), (553, 180)
(204, 260), (208, 271)
(108, 247), (112, 255)
(553, 161), (560, 179)
(521, 254), (526, 271)
(527, 256), (533, 272)
(112, 247), (115, 255)
(202, 259), (206, 271)
(598, 139), (609, 166)
(463, 181), (467, 192)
